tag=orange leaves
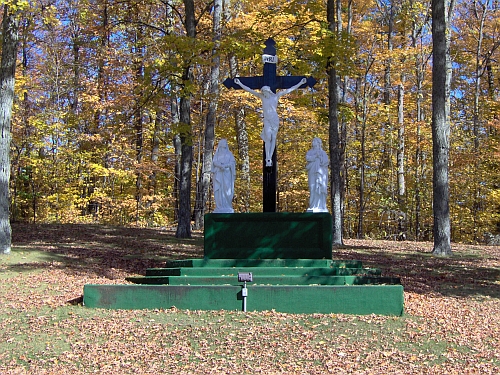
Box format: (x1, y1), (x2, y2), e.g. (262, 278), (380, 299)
(1, 225), (500, 374)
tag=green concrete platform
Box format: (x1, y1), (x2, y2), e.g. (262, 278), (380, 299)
(84, 284), (404, 315)
(125, 275), (401, 286)
(85, 257), (403, 315)
(83, 213), (404, 315)
(163, 258), (358, 268)
(144, 266), (381, 277)
(204, 213), (332, 259)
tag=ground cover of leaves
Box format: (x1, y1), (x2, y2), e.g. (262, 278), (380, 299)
(0, 223), (498, 374)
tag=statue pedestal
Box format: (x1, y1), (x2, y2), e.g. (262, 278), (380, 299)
(213, 207), (234, 214)
(204, 212), (332, 259)
(306, 208), (329, 213)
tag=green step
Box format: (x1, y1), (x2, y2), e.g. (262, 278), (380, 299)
(145, 267), (381, 277)
(83, 284), (404, 316)
(83, 210), (404, 316)
(126, 275), (401, 286)
(164, 259), (361, 268)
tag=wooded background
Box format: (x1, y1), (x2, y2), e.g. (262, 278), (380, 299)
(5, 0), (500, 243)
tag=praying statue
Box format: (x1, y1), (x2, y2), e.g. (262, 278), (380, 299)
(233, 77), (307, 167)
(306, 137), (329, 212)
(212, 139), (236, 213)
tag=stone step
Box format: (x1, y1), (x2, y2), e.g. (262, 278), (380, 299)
(164, 258), (361, 268)
(145, 267), (381, 277)
(83, 284), (404, 316)
(126, 275), (401, 286)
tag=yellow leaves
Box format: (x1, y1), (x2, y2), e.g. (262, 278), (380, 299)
(79, 92), (100, 106)
(490, 188), (500, 201)
(87, 163), (110, 178)
(231, 0), (322, 56)
(0, 0), (29, 12)
(87, 162), (135, 183)
(221, 35), (261, 60)
(41, 5), (59, 26)
(316, 30), (358, 75)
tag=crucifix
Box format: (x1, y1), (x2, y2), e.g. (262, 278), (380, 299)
(223, 38), (316, 212)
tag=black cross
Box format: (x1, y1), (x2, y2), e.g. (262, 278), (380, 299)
(223, 38), (316, 212)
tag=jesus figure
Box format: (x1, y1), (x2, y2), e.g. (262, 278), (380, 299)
(234, 77), (307, 167)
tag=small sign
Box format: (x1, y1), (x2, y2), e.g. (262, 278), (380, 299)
(262, 54), (278, 64)
(238, 272), (253, 282)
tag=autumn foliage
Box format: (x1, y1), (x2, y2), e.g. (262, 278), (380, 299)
(5, 0), (500, 242)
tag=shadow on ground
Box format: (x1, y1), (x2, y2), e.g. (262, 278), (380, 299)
(7, 224), (500, 300)
(9, 223), (204, 279)
(334, 242), (500, 299)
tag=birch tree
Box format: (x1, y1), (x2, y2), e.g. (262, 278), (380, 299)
(327, 0), (343, 246)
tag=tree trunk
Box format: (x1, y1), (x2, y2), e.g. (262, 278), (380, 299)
(133, 29), (144, 225)
(327, 0), (343, 246)
(11, 17), (30, 223)
(193, 0), (222, 229)
(230, 63), (250, 212)
(328, 68), (343, 246)
(176, 83), (193, 238)
(164, 0), (181, 223)
(397, 83), (405, 203)
(358, 114), (366, 240)
(383, 2), (395, 200)
(472, 1), (487, 241)
(339, 0), (352, 237)
(173, 132), (181, 222)
(353, 69), (371, 240)
(431, 0), (452, 256)
(0, 5), (19, 254)
(175, 0), (196, 238)
(150, 110), (162, 195)
(411, 8), (426, 241)
(224, 0), (250, 212)
(176, 124), (192, 239)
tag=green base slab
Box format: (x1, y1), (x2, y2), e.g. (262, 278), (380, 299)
(204, 213), (332, 259)
(126, 275), (401, 286)
(164, 259), (358, 268)
(83, 284), (404, 316)
(84, 255), (403, 316)
(144, 267), (381, 277)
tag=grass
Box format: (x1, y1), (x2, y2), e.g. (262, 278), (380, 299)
(0, 224), (499, 374)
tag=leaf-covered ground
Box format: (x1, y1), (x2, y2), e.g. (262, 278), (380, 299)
(0, 223), (499, 374)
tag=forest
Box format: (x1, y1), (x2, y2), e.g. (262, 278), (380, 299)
(3, 0), (500, 243)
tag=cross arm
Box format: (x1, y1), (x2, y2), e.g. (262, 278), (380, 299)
(223, 75), (316, 91)
(277, 76), (317, 90)
(223, 76), (264, 90)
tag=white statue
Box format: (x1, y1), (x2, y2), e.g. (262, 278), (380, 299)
(306, 138), (329, 212)
(212, 139), (236, 213)
(233, 77), (307, 167)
